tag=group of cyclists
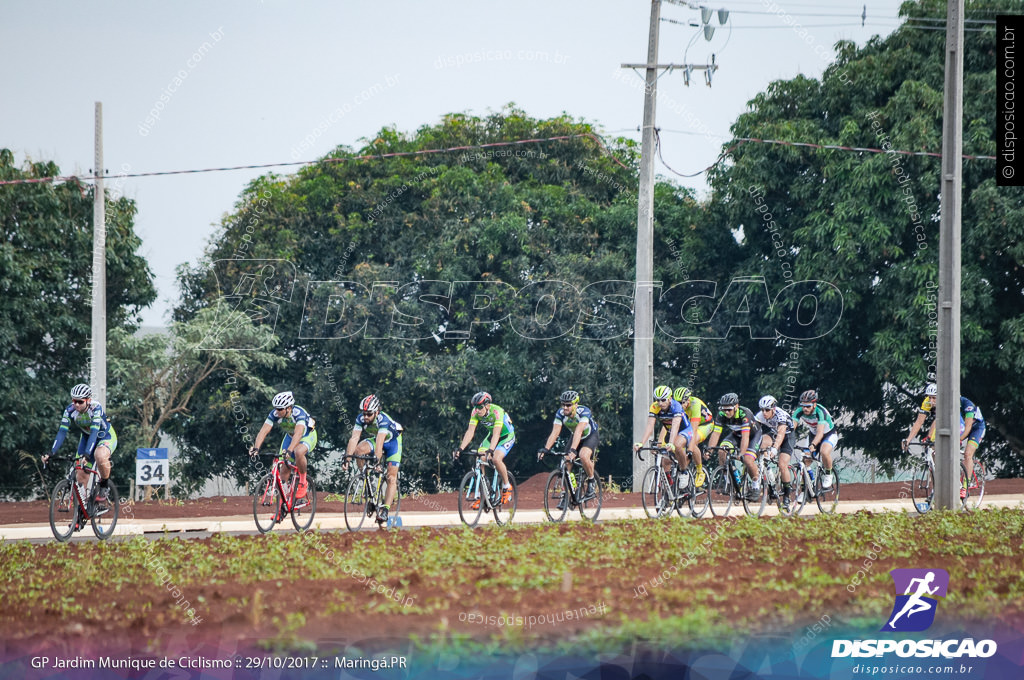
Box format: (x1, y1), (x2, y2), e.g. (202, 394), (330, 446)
(45, 376), (986, 521)
(632, 385), (839, 512)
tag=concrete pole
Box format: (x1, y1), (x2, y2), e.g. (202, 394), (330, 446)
(935, 0), (964, 510)
(91, 103), (107, 406)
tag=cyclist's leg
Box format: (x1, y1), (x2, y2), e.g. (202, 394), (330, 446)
(278, 434), (295, 485)
(75, 434), (92, 486)
(578, 430), (599, 479)
(819, 431), (838, 471)
(672, 428), (692, 471)
(964, 421), (985, 487)
(489, 436), (515, 488)
(382, 436), (401, 508)
(94, 426), (116, 481)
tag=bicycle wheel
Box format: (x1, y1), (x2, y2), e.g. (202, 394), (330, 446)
(49, 479), (78, 542)
(493, 472), (517, 526)
(688, 465), (710, 518)
(708, 466), (734, 517)
(578, 473), (602, 521)
(543, 469), (570, 522)
(911, 464), (934, 514)
(253, 473), (281, 533)
(91, 482), (119, 540)
(640, 466), (671, 519)
(741, 466), (767, 517)
(962, 459), (985, 510)
(344, 474), (370, 532)
(291, 476), (318, 532)
(776, 464), (802, 518)
(458, 470), (485, 527)
(815, 465), (840, 514)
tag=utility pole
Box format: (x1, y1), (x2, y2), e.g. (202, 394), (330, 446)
(935, 0), (964, 510)
(91, 102), (107, 406)
(623, 1), (720, 490)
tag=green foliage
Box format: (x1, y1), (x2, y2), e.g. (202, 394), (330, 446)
(0, 150), (155, 498)
(173, 106), (703, 490)
(107, 306), (286, 495)
(706, 0), (1024, 472)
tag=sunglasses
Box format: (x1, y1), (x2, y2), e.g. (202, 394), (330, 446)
(761, 407), (774, 413)
(657, 398), (669, 403)
(362, 410), (377, 418)
(72, 399), (86, 405)
(561, 403), (574, 408)
(722, 406), (737, 412)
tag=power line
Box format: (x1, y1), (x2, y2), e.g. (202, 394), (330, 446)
(655, 134), (996, 178)
(0, 133), (627, 187)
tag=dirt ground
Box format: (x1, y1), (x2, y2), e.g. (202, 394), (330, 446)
(2, 475), (1022, 525)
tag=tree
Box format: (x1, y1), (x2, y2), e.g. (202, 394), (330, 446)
(0, 150), (155, 498)
(173, 107), (706, 491)
(705, 0), (1024, 473)
(107, 306), (285, 496)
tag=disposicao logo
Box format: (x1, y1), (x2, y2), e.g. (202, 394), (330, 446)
(832, 568), (998, 659)
(881, 568), (948, 632)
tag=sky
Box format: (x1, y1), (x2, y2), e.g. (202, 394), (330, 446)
(1, 0), (911, 326)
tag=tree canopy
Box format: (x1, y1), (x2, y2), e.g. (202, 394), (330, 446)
(0, 150), (155, 497)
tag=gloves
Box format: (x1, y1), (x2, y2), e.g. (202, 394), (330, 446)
(248, 446), (259, 458)
(537, 447), (549, 461)
(900, 438), (909, 451)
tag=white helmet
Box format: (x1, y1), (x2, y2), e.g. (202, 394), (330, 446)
(758, 395), (777, 410)
(70, 384), (92, 399)
(272, 391), (295, 409)
(925, 383), (937, 397)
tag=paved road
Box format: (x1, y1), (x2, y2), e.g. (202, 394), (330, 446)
(4, 495), (1022, 542)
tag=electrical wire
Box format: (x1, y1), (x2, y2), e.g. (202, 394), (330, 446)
(0, 133), (629, 187)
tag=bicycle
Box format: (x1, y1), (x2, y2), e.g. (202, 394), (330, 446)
(789, 446), (840, 515)
(635, 443), (708, 519)
(706, 445), (745, 517)
(47, 455), (119, 542)
(343, 454), (403, 531)
(456, 449), (517, 527)
(541, 449), (602, 522)
(252, 452), (317, 533)
(908, 442), (984, 513)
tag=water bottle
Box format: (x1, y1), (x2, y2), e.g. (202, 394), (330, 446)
(568, 471), (578, 491)
(807, 467), (815, 484)
(732, 467), (742, 488)
(679, 471), (690, 489)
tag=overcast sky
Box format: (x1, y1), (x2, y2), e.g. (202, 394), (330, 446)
(1, 1), (909, 326)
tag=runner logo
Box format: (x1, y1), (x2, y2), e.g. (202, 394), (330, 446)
(881, 568), (949, 632)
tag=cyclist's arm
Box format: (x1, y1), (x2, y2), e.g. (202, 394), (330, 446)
(345, 428), (362, 458)
(458, 423), (477, 451)
(252, 422), (273, 451)
(906, 413), (927, 443)
(569, 421), (586, 452)
(488, 419), (502, 451)
(50, 415), (71, 456)
(668, 415), (683, 450)
(374, 429), (388, 462)
(543, 422), (562, 451)
(961, 415), (974, 444)
(636, 415), (656, 450)
(706, 428), (721, 449)
(288, 422), (306, 453)
(772, 423), (788, 451)
(812, 421), (825, 449)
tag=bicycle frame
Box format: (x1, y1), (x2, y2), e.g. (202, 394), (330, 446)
(463, 454), (500, 510)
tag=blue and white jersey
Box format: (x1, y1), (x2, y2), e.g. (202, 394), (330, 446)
(51, 401), (113, 454)
(354, 411), (403, 442)
(754, 406), (795, 437)
(553, 405), (598, 438)
(264, 405), (316, 435)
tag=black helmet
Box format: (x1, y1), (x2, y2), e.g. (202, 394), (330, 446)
(799, 389), (818, 404)
(718, 393), (739, 407)
(471, 391), (492, 408)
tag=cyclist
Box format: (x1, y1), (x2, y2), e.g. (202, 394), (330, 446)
(455, 392), (515, 507)
(705, 393), (762, 500)
(249, 391), (317, 502)
(902, 383), (985, 499)
(538, 390), (599, 503)
(634, 386), (694, 491)
(754, 395), (797, 509)
(795, 390), (837, 490)
(42, 384), (117, 505)
(672, 386), (715, 487)
(344, 394), (403, 525)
